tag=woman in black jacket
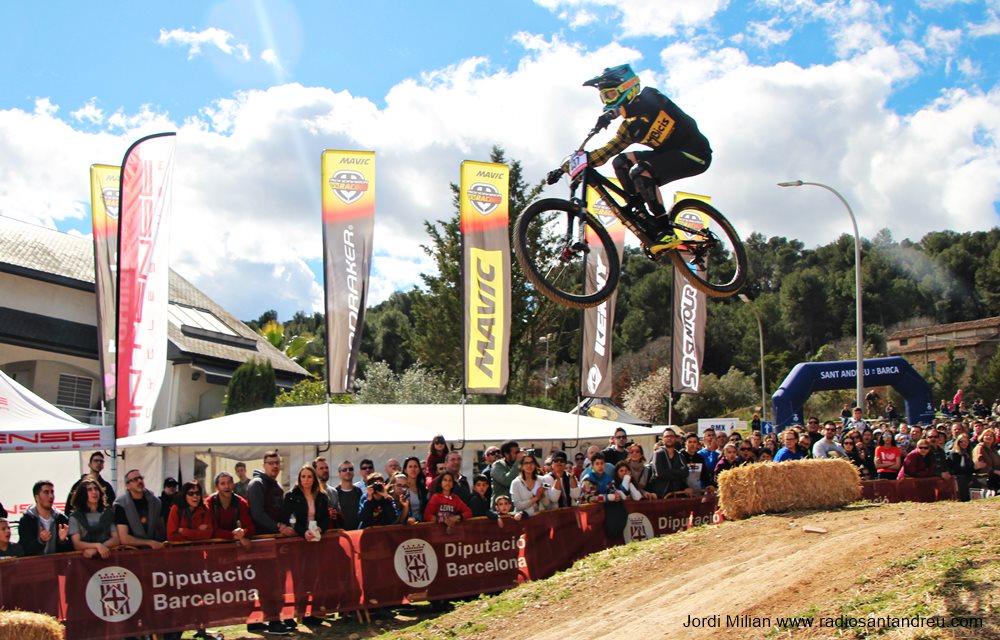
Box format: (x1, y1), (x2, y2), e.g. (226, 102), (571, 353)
(281, 465), (331, 540)
(281, 464), (330, 626)
(947, 435), (975, 501)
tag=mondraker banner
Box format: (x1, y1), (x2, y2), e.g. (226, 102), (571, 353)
(671, 192), (709, 394)
(580, 182), (627, 398)
(90, 164), (120, 404)
(322, 150), (376, 394)
(115, 133), (175, 439)
(461, 161), (510, 395)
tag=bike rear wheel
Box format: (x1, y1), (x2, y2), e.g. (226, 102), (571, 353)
(513, 198), (620, 309)
(667, 199), (747, 297)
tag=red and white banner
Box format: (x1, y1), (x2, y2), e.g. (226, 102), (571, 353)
(0, 498), (718, 639)
(115, 133), (175, 438)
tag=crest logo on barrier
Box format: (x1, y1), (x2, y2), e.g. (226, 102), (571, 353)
(329, 170), (369, 205)
(466, 182), (502, 216)
(394, 538), (438, 588)
(623, 512), (655, 543)
(85, 566), (143, 622)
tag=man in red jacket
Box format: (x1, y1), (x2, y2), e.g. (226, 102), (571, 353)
(206, 471), (254, 548)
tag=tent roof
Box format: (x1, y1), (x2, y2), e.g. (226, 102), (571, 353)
(571, 397), (652, 427)
(116, 403), (627, 448)
(0, 370), (113, 452)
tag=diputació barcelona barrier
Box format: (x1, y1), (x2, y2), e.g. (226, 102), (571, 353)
(0, 478), (959, 639)
(0, 497), (718, 640)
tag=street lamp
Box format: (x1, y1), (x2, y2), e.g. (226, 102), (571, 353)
(778, 180), (864, 411)
(738, 293), (767, 423)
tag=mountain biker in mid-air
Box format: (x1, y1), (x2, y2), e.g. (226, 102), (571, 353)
(546, 64), (713, 256)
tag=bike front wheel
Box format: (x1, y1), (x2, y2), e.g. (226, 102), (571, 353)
(513, 198), (620, 309)
(667, 199), (748, 297)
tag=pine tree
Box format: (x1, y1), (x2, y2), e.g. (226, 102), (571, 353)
(224, 359), (277, 415)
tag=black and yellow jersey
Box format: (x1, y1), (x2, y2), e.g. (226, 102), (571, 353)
(590, 87), (711, 168)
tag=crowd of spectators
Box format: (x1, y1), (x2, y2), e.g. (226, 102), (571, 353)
(1, 402), (997, 634)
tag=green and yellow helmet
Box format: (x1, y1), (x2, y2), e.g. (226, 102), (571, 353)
(583, 64), (640, 111)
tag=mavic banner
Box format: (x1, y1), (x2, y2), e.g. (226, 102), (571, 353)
(115, 133), (175, 439)
(671, 192), (709, 394)
(90, 164), (120, 404)
(321, 150), (376, 394)
(580, 182), (627, 398)
(461, 161), (510, 395)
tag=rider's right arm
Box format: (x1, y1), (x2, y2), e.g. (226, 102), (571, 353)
(587, 121), (631, 168)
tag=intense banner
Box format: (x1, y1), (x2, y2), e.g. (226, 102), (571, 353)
(115, 133), (175, 438)
(580, 182), (627, 398)
(461, 161), (510, 395)
(671, 192), (709, 394)
(90, 164), (120, 404)
(321, 150), (376, 394)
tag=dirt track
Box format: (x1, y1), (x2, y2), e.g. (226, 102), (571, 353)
(404, 500), (998, 640)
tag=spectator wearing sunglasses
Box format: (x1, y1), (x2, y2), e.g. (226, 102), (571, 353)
(113, 469), (165, 549)
(167, 481), (212, 543)
(899, 439), (936, 479)
(737, 442), (757, 464)
(602, 427), (630, 466)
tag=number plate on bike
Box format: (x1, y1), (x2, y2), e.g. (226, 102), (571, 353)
(568, 151), (588, 180)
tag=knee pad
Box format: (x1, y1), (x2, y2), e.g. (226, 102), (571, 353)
(612, 155), (635, 191)
(629, 162), (664, 215)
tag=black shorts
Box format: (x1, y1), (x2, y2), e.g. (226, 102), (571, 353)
(634, 148), (712, 186)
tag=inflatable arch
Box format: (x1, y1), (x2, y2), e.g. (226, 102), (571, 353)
(771, 357), (934, 429)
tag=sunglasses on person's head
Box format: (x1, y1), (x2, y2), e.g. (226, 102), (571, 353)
(187, 490), (202, 497)
(361, 465), (374, 471)
(615, 435), (628, 440)
(127, 476), (144, 483)
(739, 447), (752, 452)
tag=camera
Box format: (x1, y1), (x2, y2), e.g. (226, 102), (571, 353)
(372, 482), (384, 493)
(525, 448), (541, 458)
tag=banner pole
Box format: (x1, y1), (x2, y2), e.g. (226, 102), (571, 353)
(325, 392), (332, 452)
(668, 260), (676, 426)
(102, 400), (118, 492)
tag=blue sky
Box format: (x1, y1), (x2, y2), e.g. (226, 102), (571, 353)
(1, 0), (998, 321)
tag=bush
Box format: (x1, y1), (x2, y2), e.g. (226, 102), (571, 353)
(224, 359), (277, 415)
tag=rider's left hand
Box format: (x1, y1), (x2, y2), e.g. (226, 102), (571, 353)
(546, 168), (564, 185)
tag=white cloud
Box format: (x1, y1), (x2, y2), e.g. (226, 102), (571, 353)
(924, 25), (963, 56)
(261, 48), (279, 66)
(70, 99), (104, 125)
(968, 10), (1000, 37)
(534, 0), (728, 37)
(743, 19), (794, 48)
(1, 34), (998, 321)
(158, 27), (251, 61)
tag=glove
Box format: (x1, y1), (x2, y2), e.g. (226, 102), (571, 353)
(546, 168), (564, 185)
(595, 110), (615, 131)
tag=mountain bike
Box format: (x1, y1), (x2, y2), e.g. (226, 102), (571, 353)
(513, 128), (748, 309)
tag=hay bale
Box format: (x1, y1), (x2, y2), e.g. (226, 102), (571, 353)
(0, 610), (63, 640)
(717, 458), (861, 520)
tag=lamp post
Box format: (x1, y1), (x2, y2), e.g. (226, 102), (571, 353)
(738, 293), (767, 423)
(778, 180), (864, 411)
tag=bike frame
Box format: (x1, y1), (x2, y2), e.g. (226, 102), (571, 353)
(568, 167), (659, 248)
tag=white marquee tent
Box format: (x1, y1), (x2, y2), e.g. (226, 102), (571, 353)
(116, 403), (656, 489)
(0, 369), (113, 453)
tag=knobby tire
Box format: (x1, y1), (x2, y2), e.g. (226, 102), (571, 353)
(513, 198), (620, 309)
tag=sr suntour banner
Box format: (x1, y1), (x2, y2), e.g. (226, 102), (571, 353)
(322, 150), (375, 394)
(580, 181), (627, 398)
(671, 192), (709, 394)
(115, 133), (175, 438)
(90, 164), (120, 404)
(461, 161), (510, 395)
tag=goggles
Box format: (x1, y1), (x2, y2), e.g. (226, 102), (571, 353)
(599, 77), (638, 104)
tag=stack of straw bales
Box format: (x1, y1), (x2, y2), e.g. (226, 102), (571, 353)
(717, 458), (861, 520)
(0, 610), (63, 640)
